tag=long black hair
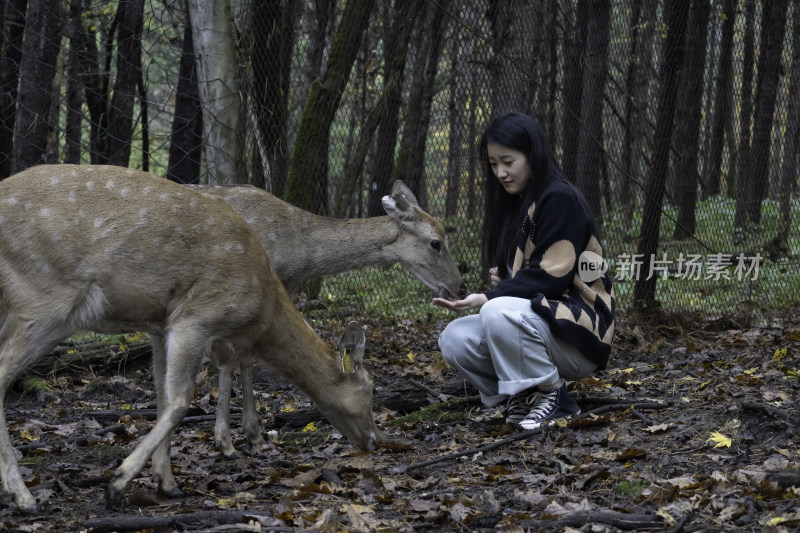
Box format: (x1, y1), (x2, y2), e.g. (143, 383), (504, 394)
(480, 112), (593, 279)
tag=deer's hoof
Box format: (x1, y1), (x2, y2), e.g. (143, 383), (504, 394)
(105, 479), (124, 510)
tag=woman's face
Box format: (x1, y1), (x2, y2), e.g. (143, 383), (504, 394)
(487, 144), (530, 195)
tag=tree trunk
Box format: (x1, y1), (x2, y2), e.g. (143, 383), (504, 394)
(82, 11), (114, 165)
(770, 5), (800, 254)
(560, 0), (589, 182)
(187, 0), (242, 184)
(745, 0), (789, 225)
(249, 0), (297, 195)
(0, 0), (27, 178)
(574, 0), (611, 225)
(487, 0), (537, 116)
(285, 0), (374, 212)
(703, 0), (737, 199)
(167, 16), (202, 185)
(633, 0), (689, 312)
(621, 0), (644, 223)
(11, 0), (63, 173)
(65, 0), (84, 165)
(365, 0), (422, 217)
(673, 0), (711, 239)
(733, 1), (756, 232)
(107, 0), (144, 168)
(445, 0), (477, 218)
(393, 0), (448, 210)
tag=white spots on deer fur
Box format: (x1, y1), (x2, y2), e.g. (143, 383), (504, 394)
(138, 209), (149, 228)
(160, 193), (170, 201)
(5, 196), (18, 206)
(189, 198), (198, 208)
(49, 176), (60, 186)
(40, 208), (52, 217)
(85, 181), (94, 192)
(24, 201), (33, 211)
(172, 204), (182, 214)
(93, 217), (103, 229)
(105, 180), (116, 191)
(69, 190), (78, 203)
(267, 231), (277, 242)
(245, 216), (256, 225)
(142, 186), (151, 196)
(120, 187), (131, 198)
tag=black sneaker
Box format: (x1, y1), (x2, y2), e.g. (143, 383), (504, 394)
(517, 382), (580, 430)
(505, 389), (542, 425)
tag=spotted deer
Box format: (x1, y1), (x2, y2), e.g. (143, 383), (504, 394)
(0, 165), (379, 511)
(194, 182), (465, 456)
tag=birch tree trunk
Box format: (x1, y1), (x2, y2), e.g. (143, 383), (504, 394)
(187, 0), (241, 184)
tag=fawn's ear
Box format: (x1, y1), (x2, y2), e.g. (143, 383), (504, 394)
(338, 321), (365, 373)
(382, 182), (420, 222)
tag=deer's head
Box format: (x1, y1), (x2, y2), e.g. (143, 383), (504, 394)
(382, 181), (466, 300)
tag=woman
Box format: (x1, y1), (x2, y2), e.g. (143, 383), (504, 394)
(433, 112), (615, 430)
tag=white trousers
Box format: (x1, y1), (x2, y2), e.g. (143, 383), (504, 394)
(438, 296), (598, 407)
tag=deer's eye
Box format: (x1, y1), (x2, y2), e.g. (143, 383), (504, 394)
(431, 240), (441, 251)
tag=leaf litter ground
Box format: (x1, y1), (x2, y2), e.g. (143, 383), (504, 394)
(0, 312), (798, 532)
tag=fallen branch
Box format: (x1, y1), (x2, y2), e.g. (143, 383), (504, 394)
(518, 510), (666, 530)
(84, 510), (286, 532)
(404, 402), (668, 471)
(739, 401), (791, 424)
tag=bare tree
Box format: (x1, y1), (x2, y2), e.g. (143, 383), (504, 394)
(248, 0), (298, 195)
(392, 0), (449, 209)
(11, 0), (63, 173)
(733, 1), (756, 233)
(633, 0), (689, 311)
(365, 0), (423, 217)
(187, 0), (242, 184)
(703, 0), (737, 199)
(673, 0), (711, 239)
(0, 0), (27, 178)
(745, 0), (789, 226)
(285, 0), (375, 213)
(107, 0), (144, 168)
(574, 0), (611, 225)
(167, 11), (202, 184)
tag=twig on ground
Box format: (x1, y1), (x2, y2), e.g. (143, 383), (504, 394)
(404, 402), (669, 471)
(518, 510), (666, 530)
(84, 511), (285, 532)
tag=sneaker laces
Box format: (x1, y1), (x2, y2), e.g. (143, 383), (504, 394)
(506, 390), (542, 422)
(521, 388), (559, 424)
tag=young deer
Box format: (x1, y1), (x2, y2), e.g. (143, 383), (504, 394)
(0, 165), (379, 511)
(194, 182), (465, 456)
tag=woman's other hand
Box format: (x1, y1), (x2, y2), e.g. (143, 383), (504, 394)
(489, 267), (501, 288)
(432, 293), (488, 313)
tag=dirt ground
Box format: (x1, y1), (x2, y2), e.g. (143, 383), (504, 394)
(0, 312), (798, 532)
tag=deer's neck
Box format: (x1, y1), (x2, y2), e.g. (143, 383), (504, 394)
(280, 215), (401, 287)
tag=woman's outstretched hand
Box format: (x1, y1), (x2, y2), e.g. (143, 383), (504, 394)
(432, 293), (488, 313)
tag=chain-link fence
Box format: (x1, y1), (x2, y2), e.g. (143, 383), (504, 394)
(1, 0), (797, 320)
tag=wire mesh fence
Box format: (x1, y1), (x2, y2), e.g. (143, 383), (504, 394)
(1, 0), (797, 320)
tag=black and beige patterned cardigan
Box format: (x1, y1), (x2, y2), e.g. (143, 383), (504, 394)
(483, 179), (615, 369)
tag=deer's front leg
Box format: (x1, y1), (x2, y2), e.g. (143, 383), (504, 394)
(240, 362), (267, 453)
(149, 334), (182, 496)
(107, 328), (201, 508)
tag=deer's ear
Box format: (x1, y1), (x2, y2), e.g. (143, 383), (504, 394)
(339, 321), (365, 373)
(391, 180), (419, 206)
(382, 186), (419, 222)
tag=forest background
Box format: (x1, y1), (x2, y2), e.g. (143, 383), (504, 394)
(0, 0), (798, 322)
